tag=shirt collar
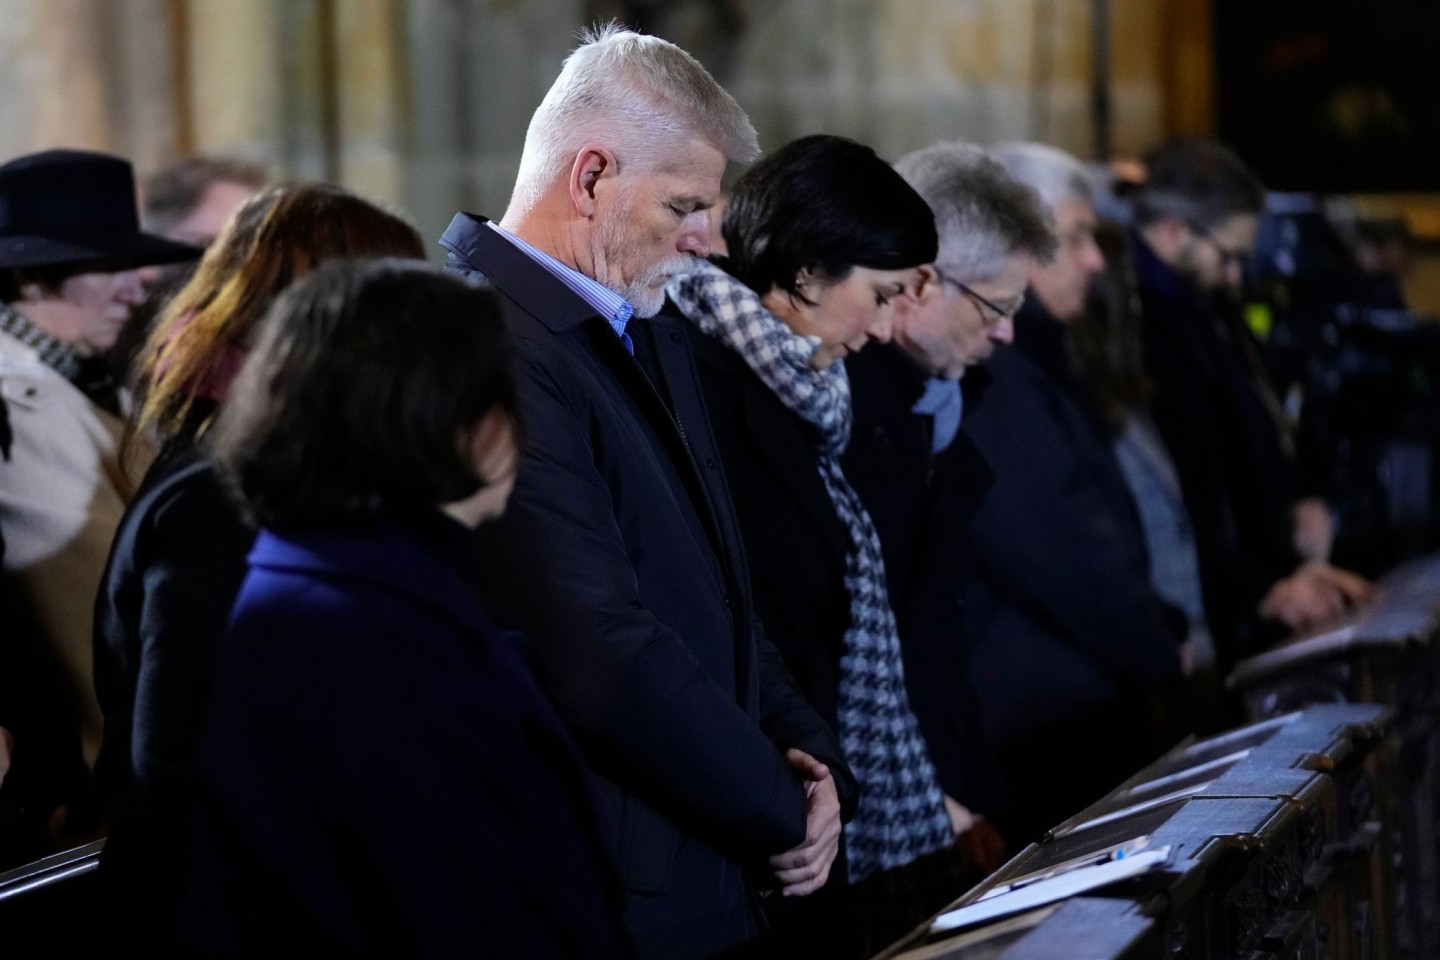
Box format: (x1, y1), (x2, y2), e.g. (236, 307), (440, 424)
(486, 222), (634, 341)
(0, 302), (85, 383)
(911, 375), (964, 454)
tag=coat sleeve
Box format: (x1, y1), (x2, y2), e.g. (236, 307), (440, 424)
(962, 368), (1181, 688)
(753, 615), (859, 819)
(127, 471), (252, 798)
(472, 349), (808, 859)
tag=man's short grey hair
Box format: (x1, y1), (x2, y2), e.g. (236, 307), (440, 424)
(894, 141), (1056, 283)
(509, 23), (759, 216)
(990, 141), (1094, 217)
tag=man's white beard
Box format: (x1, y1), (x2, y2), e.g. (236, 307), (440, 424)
(620, 254), (696, 317)
(593, 203), (697, 318)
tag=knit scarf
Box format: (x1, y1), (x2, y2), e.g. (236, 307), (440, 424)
(668, 261), (953, 881)
(0, 302), (122, 415)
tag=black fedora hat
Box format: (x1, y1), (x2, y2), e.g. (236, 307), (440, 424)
(0, 149), (202, 273)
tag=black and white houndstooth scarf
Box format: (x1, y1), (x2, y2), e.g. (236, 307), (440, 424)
(668, 260), (953, 881)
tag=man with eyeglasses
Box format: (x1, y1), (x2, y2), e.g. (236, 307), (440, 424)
(843, 142), (1063, 855)
(1128, 138), (1371, 671)
(897, 141), (1189, 847)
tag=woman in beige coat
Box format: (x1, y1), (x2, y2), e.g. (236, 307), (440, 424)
(0, 149), (196, 844)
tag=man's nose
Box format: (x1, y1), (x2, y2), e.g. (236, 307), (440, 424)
(678, 212), (710, 258)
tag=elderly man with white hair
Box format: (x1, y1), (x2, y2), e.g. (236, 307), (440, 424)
(950, 141), (1186, 847)
(440, 25), (855, 959)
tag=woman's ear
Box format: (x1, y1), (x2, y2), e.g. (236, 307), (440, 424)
(468, 410), (518, 487)
(794, 266), (815, 295)
(444, 410), (520, 528)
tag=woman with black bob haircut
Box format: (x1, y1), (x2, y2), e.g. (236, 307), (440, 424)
(190, 260), (629, 957)
(720, 135), (938, 333)
(667, 134), (973, 955)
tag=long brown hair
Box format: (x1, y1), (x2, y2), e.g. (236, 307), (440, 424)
(126, 182), (425, 467)
(1067, 219), (1153, 435)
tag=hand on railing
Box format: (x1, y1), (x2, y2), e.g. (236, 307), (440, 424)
(1261, 560), (1375, 632)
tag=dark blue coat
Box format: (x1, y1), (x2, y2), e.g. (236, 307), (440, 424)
(187, 514), (630, 958)
(960, 306), (1182, 737)
(843, 342), (997, 812)
(439, 215), (855, 960)
(958, 305), (1183, 840)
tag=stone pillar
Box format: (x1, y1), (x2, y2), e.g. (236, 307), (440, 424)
(157, 0), (285, 170)
(332, 0), (408, 205)
(0, 0), (123, 156)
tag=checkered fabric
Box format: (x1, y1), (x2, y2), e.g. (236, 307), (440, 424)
(669, 261), (953, 881)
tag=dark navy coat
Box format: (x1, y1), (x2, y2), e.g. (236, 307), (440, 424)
(440, 215), (854, 960)
(187, 514), (630, 957)
(957, 304), (1183, 841)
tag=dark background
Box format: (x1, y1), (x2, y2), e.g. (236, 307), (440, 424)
(1216, 0), (1440, 193)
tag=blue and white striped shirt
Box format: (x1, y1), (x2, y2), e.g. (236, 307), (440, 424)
(487, 222), (634, 350)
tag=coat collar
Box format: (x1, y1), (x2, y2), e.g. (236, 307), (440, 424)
(247, 514), (496, 640)
(438, 212), (598, 333)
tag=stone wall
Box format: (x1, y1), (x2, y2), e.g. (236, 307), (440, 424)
(0, 0), (1193, 248)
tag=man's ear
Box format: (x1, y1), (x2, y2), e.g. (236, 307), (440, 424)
(912, 264), (942, 303)
(1143, 214), (1190, 264)
(569, 145), (616, 219)
(1160, 214), (1191, 242)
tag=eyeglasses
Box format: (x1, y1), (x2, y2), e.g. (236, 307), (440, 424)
(1189, 224), (1250, 271)
(932, 267), (1024, 326)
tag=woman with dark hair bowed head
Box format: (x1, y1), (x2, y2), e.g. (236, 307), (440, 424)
(91, 183), (427, 948)
(666, 134), (974, 955)
(189, 261), (630, 957)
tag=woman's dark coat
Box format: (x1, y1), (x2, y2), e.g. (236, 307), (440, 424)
(187, 515), (631, 957)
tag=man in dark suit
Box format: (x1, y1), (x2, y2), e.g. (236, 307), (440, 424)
(843, 142), (1054, 836)
(440, 25), (855, 960)
(1128, 139), (1371, 665)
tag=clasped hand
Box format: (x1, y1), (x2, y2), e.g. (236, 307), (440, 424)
(767, 748), (841, 896)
